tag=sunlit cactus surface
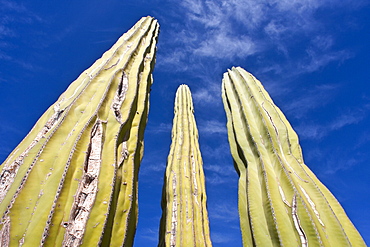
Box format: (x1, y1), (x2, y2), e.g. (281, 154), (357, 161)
(221, 67), (366, 247)
(159, 85), (212, 247)
(0, 16), (159, 246)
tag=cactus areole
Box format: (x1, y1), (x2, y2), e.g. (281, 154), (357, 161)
(0, 16), (159, 246)
(159, 85), (212, 247)
(221, 67), (366, 247)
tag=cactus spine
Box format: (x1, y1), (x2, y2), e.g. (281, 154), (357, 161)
(221, 67), (366, 247)
(0, 16), (159, 246)
(159, 85), (212, 247)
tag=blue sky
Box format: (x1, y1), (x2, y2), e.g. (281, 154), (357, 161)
(0, 0), (369, 246)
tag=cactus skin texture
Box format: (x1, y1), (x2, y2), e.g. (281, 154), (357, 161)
(159, 85), (212, 247)
(0, 16), (159, 246)
(222, 67), (366, 247)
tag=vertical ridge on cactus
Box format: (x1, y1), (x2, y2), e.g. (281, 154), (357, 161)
(0, 16), (159, 246)
(159, 85), (212, 247)
(221, 67), (366, 247)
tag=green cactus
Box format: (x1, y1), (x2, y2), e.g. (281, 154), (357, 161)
(159, 85), (212, 247)
(221, 67), (366, 247)
(0, 16), (159, 246)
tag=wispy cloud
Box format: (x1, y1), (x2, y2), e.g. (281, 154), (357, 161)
(208, 201), (242, 244)
(202, 142), (237, 185)
(146, 122), (172, 134)
(208, 200), (239, 223)
(304, 144), (366, 177)
(299, 48), (352, 74)
(0, 121), (26, 160)
(205, 164), (236, 185)
(158, 0), (359, 79)
(210, 232), (237, 244)
(283, 84), (340, 119)
(153, 0), (363, 118)
(141, 161), (166, 173)
(198, 120), (227, 135)
(324, 156), (364, 175)
(296, 106), (369, 140)
(0, 0), (43, 70)
(193, 32), (257, 59)
(192, 89), (219, 105)
(136, 226), (159, 242)
(0, 1), (42, 38)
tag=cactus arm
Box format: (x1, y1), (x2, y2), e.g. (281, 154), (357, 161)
(159, 85), (212, 247)
(0, 16), (159, 246)
(222, 67), (366, 247)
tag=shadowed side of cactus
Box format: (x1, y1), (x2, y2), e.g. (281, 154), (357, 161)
(0, 16), (159, 246)
(158, 85), (212, 247)
(222, 67), (366, 247)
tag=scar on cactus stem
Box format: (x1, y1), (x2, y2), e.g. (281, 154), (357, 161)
(221, 66), (366, 247)
(159, 85), (212, 247)
(0, 16), (159, 246)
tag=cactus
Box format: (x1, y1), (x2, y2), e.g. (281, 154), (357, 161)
(159, 85), (212, 247)
(0, 16), (159, 246)
(221, 67), (366, 247)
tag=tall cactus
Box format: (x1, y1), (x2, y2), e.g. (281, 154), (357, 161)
(159, 85), (212, 247)
(221, 67), (366, 247)
(0, 16), (159, 246)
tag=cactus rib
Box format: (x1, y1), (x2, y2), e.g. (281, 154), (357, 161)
(159, 85), (212, 247)
(222, 67), (366, 247)
(0, 16), (159, 246)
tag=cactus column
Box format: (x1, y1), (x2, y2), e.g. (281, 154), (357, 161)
(222, 67), (366, 247)
(0, 16), (159, 246)
(159, 85), (212, 247)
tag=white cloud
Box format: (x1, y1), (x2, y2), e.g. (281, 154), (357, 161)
(159, 0), (357, 79)
(192, 89), (216, 104)
(211, 231), (240, 244)
(301, 49), (352, 74)
(202, 143), (237, 185)
(191, 80), (223, 107)
(208, 201), (239, 223)
(283, 84), (339, 119)
(136, 226), (159, 242)
(311, 35), (334, 51)
(141, 162), (166, 173)
(198, 120), (227, 135)
(181, 0), (204, 15)
(146, 122), (172, 134)
(296, 107), (369, 140)
(0, 0), (43, 68)
(305, 145), (366, 176)
(194, 32), (257, 59)
(264, 20), (289, 39)
(0, 123), (25, 159)
(324, 157), (362, 175)
(205, 163), (235, 180)
(156, 49), (189, 72)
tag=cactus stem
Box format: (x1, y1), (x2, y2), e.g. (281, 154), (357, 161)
(0, 216), (10, 246)
(111, 72), (129, 124)
(62, 119), (104, 246)
(0, 105), (64, 203)
(222, 67), (366, 246)
(292, 194), (308, 247)
(170, 171), (178, 247)
(159, 85), (212, 247)
(0, 16), (159, 246)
